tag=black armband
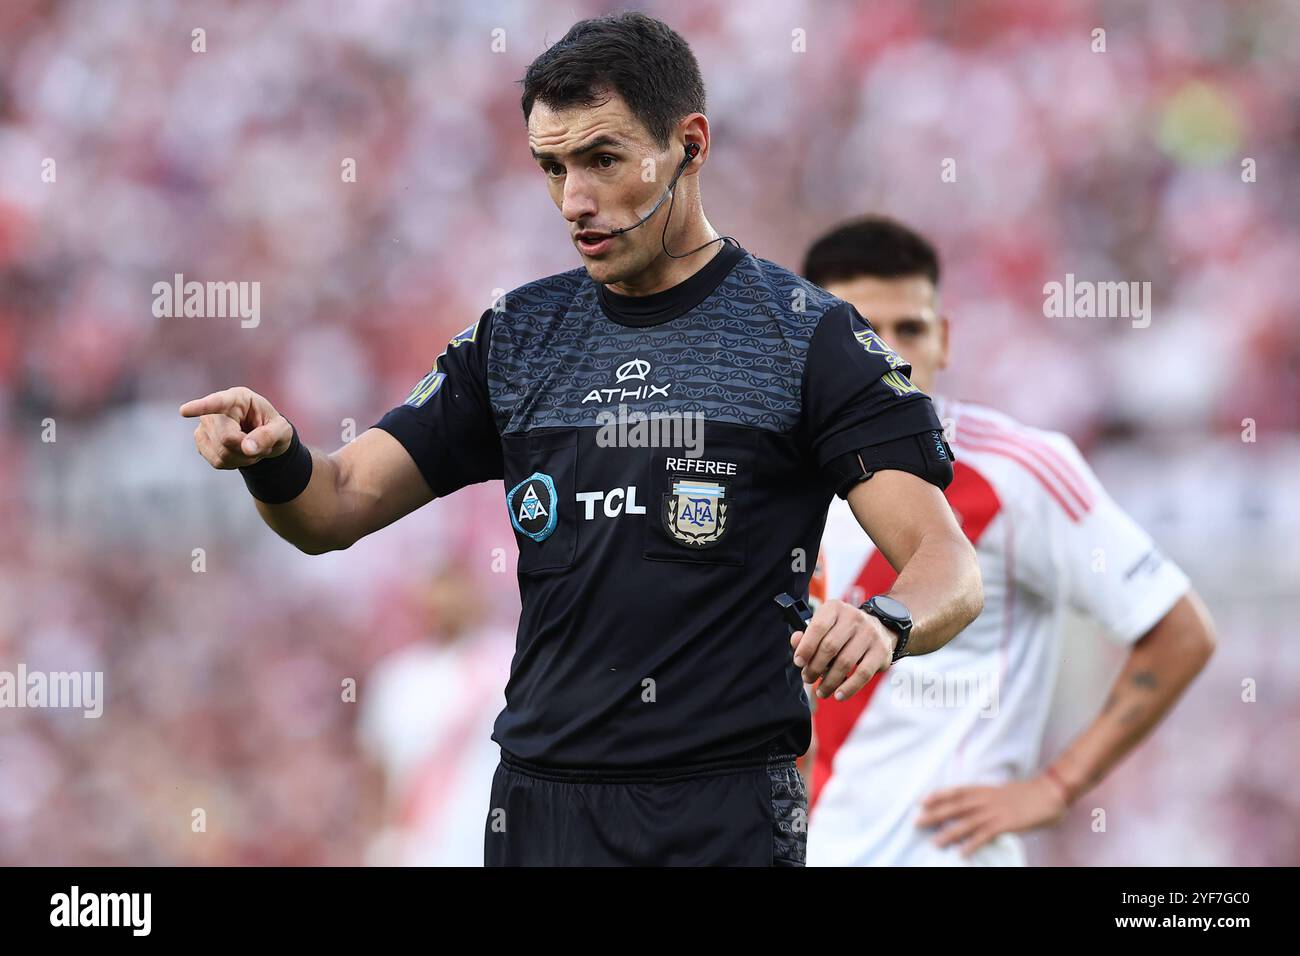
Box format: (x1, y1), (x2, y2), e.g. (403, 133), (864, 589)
(825, 429), (955, 499)
(239, 423), (313, 504)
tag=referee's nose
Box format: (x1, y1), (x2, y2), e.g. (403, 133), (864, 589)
(561, 173), (599, 226)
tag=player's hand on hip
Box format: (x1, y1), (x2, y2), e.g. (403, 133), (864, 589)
(915, 778), (1068, 857)
(789, 598), (896, 701)
(180, 386), (292, 469)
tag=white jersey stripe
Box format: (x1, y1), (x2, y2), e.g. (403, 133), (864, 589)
(957, 414), (1096, 511)
(956, 431), (1088, 522)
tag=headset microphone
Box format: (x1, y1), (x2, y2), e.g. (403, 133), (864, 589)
(594, 141), (734, 260)
(607, 143), (700, 237)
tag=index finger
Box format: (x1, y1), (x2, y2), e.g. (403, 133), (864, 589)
(180, 390), (237, 419)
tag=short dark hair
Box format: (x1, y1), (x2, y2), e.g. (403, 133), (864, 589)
(520, 12), (706, 149)
(802, 216), (942, 289)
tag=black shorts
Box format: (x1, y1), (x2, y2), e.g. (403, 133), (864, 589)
(484, 749), (808, 867)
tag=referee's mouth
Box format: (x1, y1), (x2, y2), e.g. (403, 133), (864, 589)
(575, 230), (616, 257)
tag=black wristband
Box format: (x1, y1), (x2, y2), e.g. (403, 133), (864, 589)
(239, 423), (313, 504)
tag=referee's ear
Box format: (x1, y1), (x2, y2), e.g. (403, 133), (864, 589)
(675, 113), (710, 176)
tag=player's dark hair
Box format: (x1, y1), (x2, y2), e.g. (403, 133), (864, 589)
(802, 216), (942, 289)
(519, 12), (706, 149)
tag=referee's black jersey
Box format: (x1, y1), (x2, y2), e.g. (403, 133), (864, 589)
(374, 240), (952, 770)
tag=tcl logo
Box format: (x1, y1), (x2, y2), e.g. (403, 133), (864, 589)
(576, 487), (646, 519)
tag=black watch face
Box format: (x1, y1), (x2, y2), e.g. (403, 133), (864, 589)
(871, 595), (911, 624)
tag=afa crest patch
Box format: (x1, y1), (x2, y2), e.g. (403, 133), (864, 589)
(507, 472), (558, 542)
(663, 479), (729, 548)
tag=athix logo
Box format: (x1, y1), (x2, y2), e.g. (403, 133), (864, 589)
(50, 886), (151, 936)
(617, 358), (651, 382)
(581, 358), (672, 404)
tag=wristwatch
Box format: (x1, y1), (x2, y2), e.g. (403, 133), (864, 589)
(861, 595), (913, 662)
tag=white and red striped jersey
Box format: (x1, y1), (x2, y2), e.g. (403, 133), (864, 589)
(808, 396), (1189, 866)
(358, 628), (513, 866)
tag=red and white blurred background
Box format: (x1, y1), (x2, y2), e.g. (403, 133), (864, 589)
(0, 0), (1296, 865)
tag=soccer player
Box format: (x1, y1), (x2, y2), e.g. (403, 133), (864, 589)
(802, 216), (1217, 866)
(181, 15), (982, 866)
(357, 562), (513, 866)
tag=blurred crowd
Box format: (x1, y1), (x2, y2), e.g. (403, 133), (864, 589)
(0, 0), (1296, 865)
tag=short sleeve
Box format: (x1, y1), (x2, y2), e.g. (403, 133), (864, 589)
(1013, 432), (1190, 645)
(801, 303), (951, 492)
(372, 310), (503, 498)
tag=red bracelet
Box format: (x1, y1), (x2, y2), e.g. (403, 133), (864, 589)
(1043, 765), (1073, 806)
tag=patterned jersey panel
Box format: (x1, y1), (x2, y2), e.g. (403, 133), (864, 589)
(484, 253), (842, 436)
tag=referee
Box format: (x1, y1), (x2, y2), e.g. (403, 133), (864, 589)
(181, 12), (982, 866)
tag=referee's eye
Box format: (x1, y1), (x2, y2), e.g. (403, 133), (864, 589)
(542, 162), (565, 178)
(595, 154), (617, 170)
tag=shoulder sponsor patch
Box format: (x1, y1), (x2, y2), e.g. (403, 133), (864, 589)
(404, 369), (446, 407)
(448, 317), (481, 348)
(880, 369), (920, 397)
(853, 326), (906, 370)
(403, 317), (482, 407)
